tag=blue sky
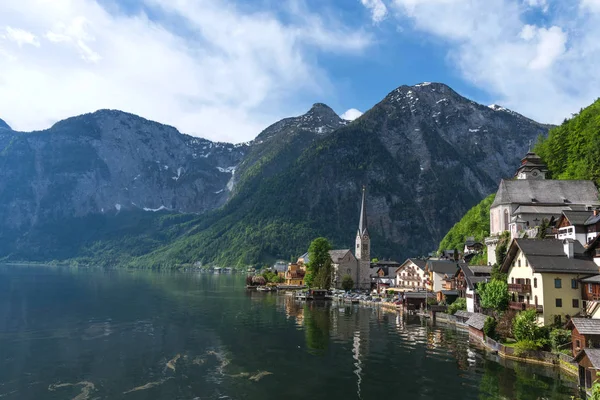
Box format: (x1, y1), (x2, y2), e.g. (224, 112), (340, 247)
(1, 0), (599, 142)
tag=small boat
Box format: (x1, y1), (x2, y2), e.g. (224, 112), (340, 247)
(257, 286), (272, 292)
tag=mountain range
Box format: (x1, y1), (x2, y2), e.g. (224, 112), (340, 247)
(0, 83), (551, 266)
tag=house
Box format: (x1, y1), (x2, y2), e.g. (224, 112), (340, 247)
(284, 263), (306, 286)
(370, 261), (398, 292)
(329, 249), (358, 290)
(574, 349), (600, 392)
(555, 210), (595, 246)
(566, 318), (600, 356)
(587, 235), (600, 267)
(273, 260), (288, 277)
(581, 275), (600, 319)
(501, 238), (599, 326)
(402, 291), (436, 311)
(585, 211), (600, 245)
(486, 151), (600, 265)
(395, 258), (427, 290)
(455, 264), (492, 313)
(437, 290), (459, 304)
(425, 260), (462, 292)
(465, 313), (488, 342)
(464, 237), (484, 255)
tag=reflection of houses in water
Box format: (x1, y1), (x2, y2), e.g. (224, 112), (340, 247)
(353, 330), (363, 400)
(282, 295), (304, 327)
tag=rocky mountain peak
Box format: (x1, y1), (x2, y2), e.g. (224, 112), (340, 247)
(0, 118), (12, 130)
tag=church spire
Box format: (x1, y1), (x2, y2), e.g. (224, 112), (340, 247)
(358, 186), (369, 236)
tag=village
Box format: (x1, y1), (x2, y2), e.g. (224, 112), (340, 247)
(247, 150), (600, 397)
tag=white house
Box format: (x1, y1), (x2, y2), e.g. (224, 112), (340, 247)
(395, 258), (427, 290)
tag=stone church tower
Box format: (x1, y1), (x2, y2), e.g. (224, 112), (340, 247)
(355, 186), (372, 289)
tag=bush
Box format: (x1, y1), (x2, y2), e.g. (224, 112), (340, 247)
(447, 298), (467, 315)
(549, 329), (572, 353)
(478, 279), (509, 311)
(513, 309), (543, 342)
(484, 317), (498, 340)
(427, 297), (438, 306)
(514, 339), (545, 355)
(341, 275), (354, 291)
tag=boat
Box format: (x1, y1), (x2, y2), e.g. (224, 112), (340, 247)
(246, 285), (258, 290)
(257, 286), (274, 292)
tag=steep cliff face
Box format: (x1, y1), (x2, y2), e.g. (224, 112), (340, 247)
(231, 103), (347, 192)
(0, 110), (247, 232)
(129, 83), (550, 266)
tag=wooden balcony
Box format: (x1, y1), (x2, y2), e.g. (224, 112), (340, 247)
(508, 283), (531, 294)
(509, 301), (543, 313)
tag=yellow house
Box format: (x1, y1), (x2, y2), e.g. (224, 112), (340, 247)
(501, 238), (598, 326)
(284, 263), (306, 286)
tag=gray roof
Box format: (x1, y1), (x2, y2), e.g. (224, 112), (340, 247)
(582, 275), (600, 283)
(440, 290), (459, 296)
(513, 205), (579, 215)
(501, 239), (598, 274)
(469, 265), (493, 275)
(404, 292), (436, 299)
(454, 310), (473, 319)
(575, 349), (600, 369)
(329, 249), (352, 263)
(426, 260), (460, 275)
(563, 211), (594, 226)
(491, 179), (599, 208)
(358, 186), (369, 236)
(408, 258), (427, 270)
(458, 264), (492, 290)
(466, 313), (488, 330)
(587, 214), (600, 226)
(569, 318), (600, 335)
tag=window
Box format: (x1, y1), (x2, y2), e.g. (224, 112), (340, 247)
(534, 295), (538, 306)
(572, 279), (579, 289)
(556, 298), (562, 307)
(555, 278), (562, 288)
(590, 284), (594, 294)
(573, 299), (580, 308)
(576, 339), (581, 349)
(357, 244), (360, 248)
(504, 210), (509, 231)
(512, 277), (515, 284)
(525, 259), (528, 267)
(518, 259), (521, 267)
(534, 278), (537, 288)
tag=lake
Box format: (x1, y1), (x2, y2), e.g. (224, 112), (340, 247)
(0, 266), (579, 399)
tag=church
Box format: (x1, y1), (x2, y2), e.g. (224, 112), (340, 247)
(486, 151), (600, 265)
(329, 186), (372, 290)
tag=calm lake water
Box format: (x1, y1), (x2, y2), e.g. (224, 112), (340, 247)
(0, 266), (579, 399)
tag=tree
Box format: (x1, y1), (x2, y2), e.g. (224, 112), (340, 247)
(478, 279), (509, 311)
(307, 237), (332, 283)
(371, 258), (379, 263)
(341, 275), (354, 291)
(313, 257), (333, 289)
(537, 218), (550, 239)
(447, 298), (467, 315)
(495, 231), (510, 266)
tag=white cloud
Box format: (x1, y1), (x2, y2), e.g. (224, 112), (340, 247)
(0, 0), (371, 142)
(360, 0), (388, 23)
(389, 0), (600, 124)
(3, 27), (40, 47)
(341, 108), (363, 120)
(526, 0), (549, 13)
(581, 0), (600, 12)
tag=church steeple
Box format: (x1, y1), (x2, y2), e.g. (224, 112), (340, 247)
(355, 186), (370, 262)
(358, 185), (369, 237)
(515, 151), (548, 180)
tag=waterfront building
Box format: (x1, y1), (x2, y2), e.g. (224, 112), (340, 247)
(465, 313), (487, 342)
(330, 249), (358, 289)
(369, 261), (398, 293)
(574, 348), (600, 392)
(395, 258), (427, 290)
(284, 262), (306, 286)
(501, 238), (598, 326)
(555, 210), (597, 246)
(424, 260), (462, 292)
(566, 318), (600, 356)
(455, 264), (492, 313)
(486, 151), (600, 265)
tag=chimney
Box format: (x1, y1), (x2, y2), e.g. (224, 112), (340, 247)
(563, 239), (574, 259)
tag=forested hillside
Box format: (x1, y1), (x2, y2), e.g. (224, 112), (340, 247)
(536, 98), (600, 186)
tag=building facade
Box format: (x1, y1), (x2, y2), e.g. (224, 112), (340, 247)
(395, 258), (427, 290)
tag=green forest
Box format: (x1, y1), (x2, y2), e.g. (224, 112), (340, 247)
(535, 98), (600, 186)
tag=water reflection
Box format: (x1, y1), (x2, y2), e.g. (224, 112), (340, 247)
(0, 268), (580, 400)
